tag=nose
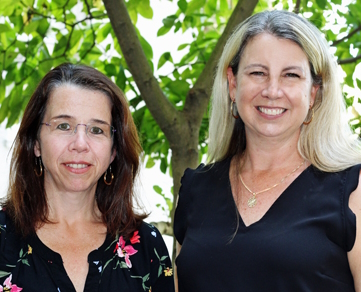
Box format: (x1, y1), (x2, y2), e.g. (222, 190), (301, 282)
(69, 124), (90, 152)
(261, 77), (283, 99)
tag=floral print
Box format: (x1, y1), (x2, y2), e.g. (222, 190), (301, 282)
(114, 235), (138, 268)
(130, 231), (140, 244)
(0, 215), (174, 292)
(0, 275), (22, 292)
(164, 267), (173, 277)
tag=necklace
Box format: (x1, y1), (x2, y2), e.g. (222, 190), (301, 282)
(239, 160), (305, 208)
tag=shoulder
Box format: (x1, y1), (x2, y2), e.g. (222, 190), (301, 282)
(137, 222), (168, 246)
(135, 222), (172, 263)
(180, 157), (232, 192)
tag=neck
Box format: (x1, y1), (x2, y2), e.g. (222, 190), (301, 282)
(241, 132), (304, 172)
(44, 185), (101, 224)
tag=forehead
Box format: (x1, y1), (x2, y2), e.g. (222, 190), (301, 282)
(44, 84), (112, 122)
(240, 33), (310, 69)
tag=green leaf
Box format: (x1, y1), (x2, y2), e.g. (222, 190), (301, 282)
(0, 82), (5, 104)
(1, 0), (20, 7)
(24, 21), (40, 35)
(356, 79), (361, 90)
(186, 0), (206, 15)
(105, 63), (117, 76)
(157, 26), (172, 37)
(146, 156), (155, 168)
(0, 24), (11, 34)
(178, 0), (187, 12)
(167, 80), (190, 97)
(160, 157), (167, 173)
(96, 22), (112, 44)
(137, 0), (153, 19)
(162, 15), (177, 28)
(178, 43), (189, 50)
(36, 18), (50, 36)
(116, 65), (127, 91)
(153, 185), (163, 194)
(0, 97), (10, 124)
(315, 0), (327, 9)
(157, 52), (173, 69)
(139, 36), (153, 60)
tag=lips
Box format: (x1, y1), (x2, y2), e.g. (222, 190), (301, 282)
(257, 106), (286, 116)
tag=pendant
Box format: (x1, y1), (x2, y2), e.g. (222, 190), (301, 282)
(247, 194), (257, 208)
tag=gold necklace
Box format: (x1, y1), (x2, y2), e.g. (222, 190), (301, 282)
(239, 160), (305, 208)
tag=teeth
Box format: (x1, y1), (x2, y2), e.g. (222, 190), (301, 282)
(66, 164), (88, 169)
(258, 107), (285, 116)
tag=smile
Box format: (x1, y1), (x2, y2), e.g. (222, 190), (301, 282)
(65, 163), (89, 169)
(258, 107), (286, 116)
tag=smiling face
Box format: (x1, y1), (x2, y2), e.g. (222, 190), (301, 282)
(34, 84), (116, 195)
(227, 33), (319, 142)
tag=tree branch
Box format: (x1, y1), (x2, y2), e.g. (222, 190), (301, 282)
(293, 0), (301, 14)
(103, 0), (181, 140)
(338, 54), (361, 65)
(183, 0), (259, 126)
(332, 24), (361, 46)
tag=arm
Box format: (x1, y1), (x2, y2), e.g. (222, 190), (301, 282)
(174, 241), (181, 292)
(348, 171), (361, 291)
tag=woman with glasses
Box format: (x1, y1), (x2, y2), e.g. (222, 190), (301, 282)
(0, 63), (175, 292)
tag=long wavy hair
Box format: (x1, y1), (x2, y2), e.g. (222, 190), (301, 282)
(2, 63), (146, 239)
(208, 10), (361, 171)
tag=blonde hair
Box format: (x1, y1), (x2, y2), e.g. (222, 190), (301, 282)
(208, 10), (361, 172)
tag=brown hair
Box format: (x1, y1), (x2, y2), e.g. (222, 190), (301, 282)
(2, 63), (146, 239)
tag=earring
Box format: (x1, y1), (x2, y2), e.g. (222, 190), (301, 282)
(230, 100), (239, 119)
(104, 165), (114, 186)
(34, 156), (43, 177)
(303, 106), (314, 125)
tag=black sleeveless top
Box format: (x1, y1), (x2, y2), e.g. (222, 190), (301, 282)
(174, 157), (360, 292)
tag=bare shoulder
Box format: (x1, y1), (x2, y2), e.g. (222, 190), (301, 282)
(348, 170), (361, 292)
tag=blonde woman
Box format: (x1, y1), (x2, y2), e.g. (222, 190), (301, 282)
(174, 10), (361, 291)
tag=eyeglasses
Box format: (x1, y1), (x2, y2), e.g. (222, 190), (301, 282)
(41, 118), (116, 140)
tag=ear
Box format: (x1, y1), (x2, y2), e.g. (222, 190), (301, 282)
(227, 67), (237, 101)
(110, 148), (116, 164)
(310, 84), (320, 107)
(34, 140), (41, 157)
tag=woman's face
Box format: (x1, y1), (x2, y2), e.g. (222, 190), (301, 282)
(34, 84), (116, 195)
(227, 33), (319, 142)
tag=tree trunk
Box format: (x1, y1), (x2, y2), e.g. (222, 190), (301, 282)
(102, 0), (259, 264)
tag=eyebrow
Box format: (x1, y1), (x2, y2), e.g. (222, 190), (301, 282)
(51, 115), (111, 125)
(283, 66), (305, 74)
(244, 64), (268, 70)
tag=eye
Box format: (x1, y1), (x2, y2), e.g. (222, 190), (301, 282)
(56, 123), (71, 131)
(285, 73), (300, 78)
(89, 126), (104, 135)
(250, 71), (265, 76)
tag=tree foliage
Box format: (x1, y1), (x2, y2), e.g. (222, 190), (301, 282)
(1, 0), (361, 241)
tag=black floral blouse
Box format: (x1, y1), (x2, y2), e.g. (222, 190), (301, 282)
(0, 211), (175, 292)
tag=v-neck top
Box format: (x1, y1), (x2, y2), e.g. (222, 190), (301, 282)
(174, 157), (360, 292)
(0, 212), (175, 292)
